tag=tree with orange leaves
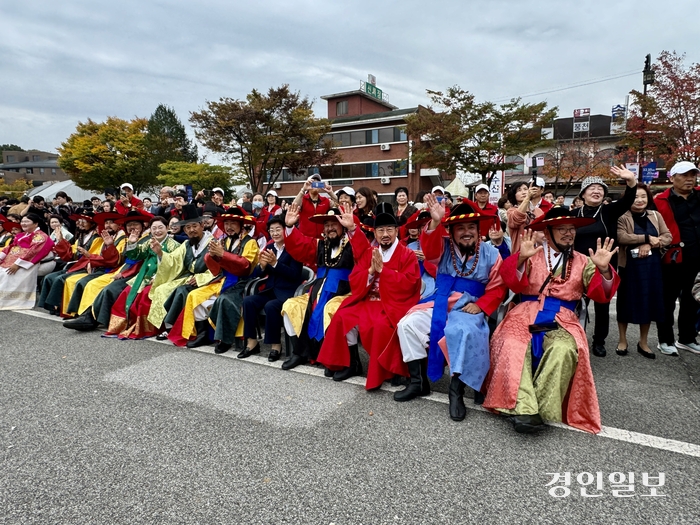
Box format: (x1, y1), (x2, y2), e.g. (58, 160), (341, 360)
(623, 51), (700, 167)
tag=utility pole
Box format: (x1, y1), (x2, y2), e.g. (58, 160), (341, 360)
(640, 53), (656, 163)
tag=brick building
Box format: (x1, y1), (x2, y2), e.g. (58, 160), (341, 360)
(272, 86), (452, 203)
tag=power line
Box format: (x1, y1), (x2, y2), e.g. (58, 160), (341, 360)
(494, 70), (639, 102)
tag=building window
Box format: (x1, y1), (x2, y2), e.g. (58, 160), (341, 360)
(25, 168), (33, 174)
(350, 131), (366, 146)
(366, 163), (379, 177)
(40, 168), (45, 174)
(378, 128), (394, 143)
(51, 168), (56, 175)
(394, 127), (408, 141)
(32, 155), (41, 161)
(6, 155), (14, 163)
(336, 100), (348, 116)
(366, 130), (379, 144)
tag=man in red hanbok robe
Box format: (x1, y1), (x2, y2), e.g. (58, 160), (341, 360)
(316, 204), (421, 390)
(483, 206), (620, 434)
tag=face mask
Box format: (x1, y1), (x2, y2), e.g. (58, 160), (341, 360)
(252, 201), (263, 209)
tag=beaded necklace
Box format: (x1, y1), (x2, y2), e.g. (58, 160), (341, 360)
(450, 238), (480, 277)
(545, 243), (573, 283)
(323, 235), (348, 268)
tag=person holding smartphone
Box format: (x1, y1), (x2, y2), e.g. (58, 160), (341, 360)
(291, 174), (331, 239)
(115, 183), (145, 215)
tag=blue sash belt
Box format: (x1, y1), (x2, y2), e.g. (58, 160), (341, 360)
(221, 271), (239, 292)
(308, 266), (352, 341)
(522, 295), (577, 373)
(423, 273), (486, 382)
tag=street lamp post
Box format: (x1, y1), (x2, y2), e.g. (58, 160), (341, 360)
(640, 53), (656, 164)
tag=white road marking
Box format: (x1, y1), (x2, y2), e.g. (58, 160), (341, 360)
(15, 308), (700, 458)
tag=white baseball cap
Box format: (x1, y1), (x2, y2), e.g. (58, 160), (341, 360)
(265, 190), (278, 197)
(475, 183), (489, 193)
(212, 187), (225, 195)
(120, 183), (133, 191)
(669, 161), (700, 176)
(534, 177), (546, 188)
(431, 185), (446, 194)
(336, 186), (356, 197)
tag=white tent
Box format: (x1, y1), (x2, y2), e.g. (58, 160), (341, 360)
(28, 180), (105, 203)
(444, 177), (469, 197)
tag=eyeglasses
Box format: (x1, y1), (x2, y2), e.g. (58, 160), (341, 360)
(552, 227), (576, 234)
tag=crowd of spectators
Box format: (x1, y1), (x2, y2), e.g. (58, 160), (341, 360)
(2, 162), (700, 436)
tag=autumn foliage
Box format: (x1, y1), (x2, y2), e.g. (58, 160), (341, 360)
(624, 51), (700, 167)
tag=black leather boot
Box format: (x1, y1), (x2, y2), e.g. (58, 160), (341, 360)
(333, 344), (363, 382)
(63, 310), (98, 331)
(394, 358), (430, 402)
(510, 414), (544, 434)
(186, 321), (210, 348)
(282, 337), (307, 370)
(448, 375), (467, 421)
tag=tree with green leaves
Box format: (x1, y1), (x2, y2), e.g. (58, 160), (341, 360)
(157, 161), (246, 199)
(190, 85), (338, 193)
(58, 116), (150, 193)
(0, 144), (24, 161)
(404, 86), (557, 185)
(142, 104), (198, 182)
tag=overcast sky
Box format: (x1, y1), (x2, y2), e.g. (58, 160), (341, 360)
(2, 0), (698, 156)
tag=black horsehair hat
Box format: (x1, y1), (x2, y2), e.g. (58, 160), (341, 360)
(176, 204), (204, 227)
(374, 202), (397, 228)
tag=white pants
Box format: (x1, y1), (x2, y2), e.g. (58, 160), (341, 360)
(282, 312), (297, 336)
(193, 296), (217, 322)
(397, 308), (433, 362)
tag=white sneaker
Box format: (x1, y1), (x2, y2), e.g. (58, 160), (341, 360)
(657, 343), (679, 356)
(675, 341), (700, 355)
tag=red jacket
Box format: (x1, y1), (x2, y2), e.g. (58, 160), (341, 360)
(298, 193), (330, 239)
(115, 196), (144, 215)
(654, 187), (700, 264)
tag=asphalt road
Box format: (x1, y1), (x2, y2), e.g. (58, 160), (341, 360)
(1, 305), (699, 524)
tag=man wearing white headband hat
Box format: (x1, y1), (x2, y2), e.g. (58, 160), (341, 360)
(115, 183), (145, 215)
(655, 161), (700, 355)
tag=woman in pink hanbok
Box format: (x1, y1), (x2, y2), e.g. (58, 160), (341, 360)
(0, 214), (55, 310)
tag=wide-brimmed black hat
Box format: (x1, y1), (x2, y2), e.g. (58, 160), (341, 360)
(176, 204), (204, 227)
(373, 202), (398, 228)
(201, 201), (224, 217)
(528, 206), (597, 231)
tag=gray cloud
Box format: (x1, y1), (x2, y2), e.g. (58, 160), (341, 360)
(2, 0), (698, 154)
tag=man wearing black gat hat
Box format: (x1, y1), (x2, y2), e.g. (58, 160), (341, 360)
(147, 204), (215, 337)
(316, 203), (422, 388)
